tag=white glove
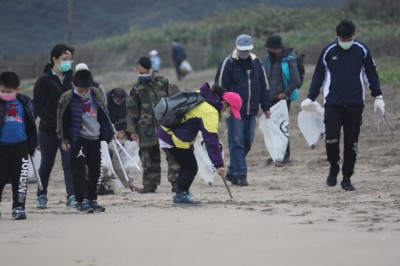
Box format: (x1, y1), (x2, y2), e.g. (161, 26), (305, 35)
(374, 96), (385, 115)
(301, 98), (314, 111)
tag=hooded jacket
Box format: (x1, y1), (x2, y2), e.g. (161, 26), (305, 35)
(215, 50), (270, 116)
(156, 83), (224, 168)
(33, 69), (73, 132)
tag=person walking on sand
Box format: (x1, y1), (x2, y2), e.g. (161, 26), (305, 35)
(301, 19), (384, 191)
(0, 71), (37, 220)
(126, 56), (180, 193)
(157, 83), (242, 205)
(172, 39), (187, 80)
(57, 69), (114, 213)
(215, 34), (271, 186)
(264, 34), (301, 166)
(33, 44), (76, 209)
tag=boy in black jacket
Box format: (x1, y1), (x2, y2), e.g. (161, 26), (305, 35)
(57, 70), (114, 213)
(0, 72), (37, 220)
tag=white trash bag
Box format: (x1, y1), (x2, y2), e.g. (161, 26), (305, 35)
(28, 149), (41, 182)
(179, 60), (193, 75)
(101, 141), (116, 178)
(115, 140), (142, 174)
(259, 100), (289, 162)
(193, 133), (223, 184)
(298, 101), (325, 149)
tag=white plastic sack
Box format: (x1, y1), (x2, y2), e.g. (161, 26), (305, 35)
(193, 133), (223, 184)
(116, 140), (142, 173)
(298, 102), (325, 149)
(179, 60), (193, 74)
(101, 141), (116, 178)
(28, 149), (41, 180)
(258, 100), (289, 162)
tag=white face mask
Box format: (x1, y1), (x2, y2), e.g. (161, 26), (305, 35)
(338, 40), (354, 50)
(74, 88), (90, 98)
(221, 111), (231, 119)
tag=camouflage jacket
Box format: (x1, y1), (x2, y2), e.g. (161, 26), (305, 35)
(126, 73), (178, 148)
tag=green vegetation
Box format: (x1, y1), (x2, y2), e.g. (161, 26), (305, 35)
(376, 57), (400, 85)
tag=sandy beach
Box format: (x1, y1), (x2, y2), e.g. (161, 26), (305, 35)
(1, 68), (400, 266)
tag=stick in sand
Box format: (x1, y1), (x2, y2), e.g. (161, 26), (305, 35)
(221, 176), (234, 200)
(29, 155), (43, 191)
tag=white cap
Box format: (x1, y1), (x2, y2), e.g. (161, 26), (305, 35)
(149, 50), (158, 56)
(75, 63), (89, 72)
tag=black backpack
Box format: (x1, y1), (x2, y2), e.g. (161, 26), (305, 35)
(154, 91), (205, 129)
(293, 50), (305, 88)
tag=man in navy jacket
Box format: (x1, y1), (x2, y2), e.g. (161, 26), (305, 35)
(302, 19), (385, 191)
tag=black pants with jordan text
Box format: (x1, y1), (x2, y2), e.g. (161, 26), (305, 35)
(324, 106), (364, 178)
(0, 142), (29, 210)
(70, 137), (102, 203)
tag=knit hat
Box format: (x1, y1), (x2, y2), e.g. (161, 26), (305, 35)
(236, 34), (254, 51)
(112, 88), (127, 99)
(265, 34), (283, 49)
(222, 92), (242, 119)
(137, 56), (152, 70)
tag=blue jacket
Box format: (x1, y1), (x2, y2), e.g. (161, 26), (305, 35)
(215, 50), (270, 116)
(57, 88), (114, 149)
(308, 39), (382, 106)
(172, 42), (186, 64)
(0, 93), (37, 156)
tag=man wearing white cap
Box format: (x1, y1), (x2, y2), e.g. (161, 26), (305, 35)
(215, 34), (271, 186)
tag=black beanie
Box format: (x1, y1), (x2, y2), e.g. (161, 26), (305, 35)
(114, 120), (127, 131)
(137, 56), (152, 70)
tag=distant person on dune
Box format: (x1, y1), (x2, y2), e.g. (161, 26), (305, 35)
(149, 50), (161, 72)
(172, 39), (187, 80)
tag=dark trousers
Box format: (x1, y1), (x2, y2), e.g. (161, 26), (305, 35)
(38, 130), (74, 198)
(174, 61), (182, 80)
(168, 147), (198, 193)
(70, 137), (101, 203)
(324, 106), (364, 178)
(0, 142), (29, 209)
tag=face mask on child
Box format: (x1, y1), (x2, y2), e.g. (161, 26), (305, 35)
(0, 92), (17, 101)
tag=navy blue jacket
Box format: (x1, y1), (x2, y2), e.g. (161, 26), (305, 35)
(215, 50), (270, 116)
(308, 39), (382, 106)
(172, 42), (187, 65)
(57, 88), (114, 149)
(0, 94), (37, 156)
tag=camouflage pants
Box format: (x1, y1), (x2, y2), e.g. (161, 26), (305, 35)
(163, 148), (180, 183)
(139, 145), (161, 189)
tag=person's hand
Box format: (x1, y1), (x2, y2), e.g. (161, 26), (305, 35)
(264, 111), (271, 119)
(301, 98), (314, 110)
(61, 143), (70, 151)
(130, 133), (139, 141)
(374, 96), (385, 115)
(277, 93), (286, 100)
(217, 167), (226, 177)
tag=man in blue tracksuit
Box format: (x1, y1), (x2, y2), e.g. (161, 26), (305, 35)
(215, 34), (271, 186)
(302, 20), (385, 191)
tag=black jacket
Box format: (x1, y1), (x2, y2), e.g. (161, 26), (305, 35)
(0, 93), (37, 156)
(106, 89), (127, 124)
(33, 69), (73, 132)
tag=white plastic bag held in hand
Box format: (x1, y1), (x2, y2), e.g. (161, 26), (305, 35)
(258, 100), (289, 162)
(298, 101), (325, 149)
(193, 133), (224, 184)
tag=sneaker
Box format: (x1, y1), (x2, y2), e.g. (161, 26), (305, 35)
(66, 195), (77, 208)
(173, 191), (201, 206)
(37, 195), (48, 209)
(76, 200), (94, 213)
(225, 172), (238, 185)
(341, 177), (355, 191)
(12, 207), (27, 220)
(89, 200), (106, 213)
(138, 187), (156, 194)
(326, 164), (340, 187)
(237, 176), (249, 186)
(97, 183), (114, 195)
(275, 158), (292, 167)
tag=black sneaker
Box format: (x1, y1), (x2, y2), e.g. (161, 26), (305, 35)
(89, 200), (106, 213)
(76, 200), (94, 213)
(341, 177), (355, 191)
(326, 164), (340, 187)
(226, 172), (238, 185)
(237, 176), (249, 186)
(97, 183), (114, 195)
(12, 207), (27, 220)
(138, 187), (156, 194)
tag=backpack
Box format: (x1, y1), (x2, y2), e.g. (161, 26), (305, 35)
(154, 91), (205, 129)
(294, 51), (305, 88)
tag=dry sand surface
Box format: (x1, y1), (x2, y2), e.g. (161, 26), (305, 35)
(1, 68), (400, 266)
